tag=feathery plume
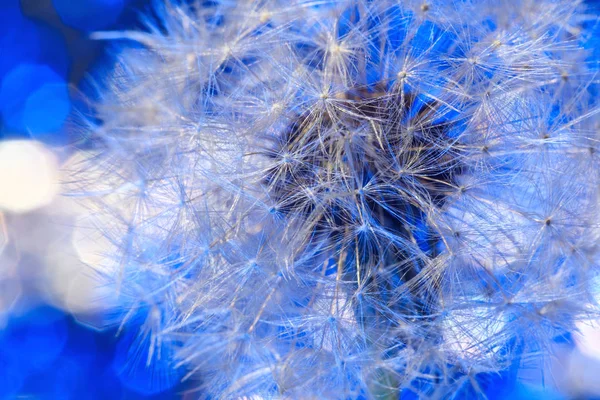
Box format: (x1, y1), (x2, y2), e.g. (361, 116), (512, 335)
(67, 0), (600, 398)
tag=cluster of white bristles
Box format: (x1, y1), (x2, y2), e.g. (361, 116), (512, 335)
(66, 0), (600, 398)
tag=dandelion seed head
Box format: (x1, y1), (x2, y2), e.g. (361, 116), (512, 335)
(68, 0), (600, 397)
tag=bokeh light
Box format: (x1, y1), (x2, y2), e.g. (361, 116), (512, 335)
(0, 306), (181, 399)
(53, 0), (126, 32)
(0, 1), (187, 399)
(0, 1), (40, 78)
(0, 140), (59, 213)
(0, 64), (70, 139)
(113, 327), (183, 396)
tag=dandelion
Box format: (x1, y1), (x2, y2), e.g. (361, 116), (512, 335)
(67, 0), (600, 398)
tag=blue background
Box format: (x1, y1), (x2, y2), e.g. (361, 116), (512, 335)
(0, 1), (186, 398)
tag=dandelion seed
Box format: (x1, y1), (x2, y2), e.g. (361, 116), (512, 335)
(67, 0), (600, 398)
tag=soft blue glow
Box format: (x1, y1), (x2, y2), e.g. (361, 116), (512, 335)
(0, 306), (183, 399)
(0, 352), (25, 398)
(0, 7), (40, 78)
(0, 3), (69, 79)
(34, 22), (71, 79)
(0, 64), (70, 137)
(23, 83), (71, 135)
(52, 0), (126, 32)
(113, 327), (182, 396)
(0, 307), (69, 374)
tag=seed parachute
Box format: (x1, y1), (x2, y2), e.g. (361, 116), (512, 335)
(67, 0), (600, 398)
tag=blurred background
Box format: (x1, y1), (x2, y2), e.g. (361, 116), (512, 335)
(0, 0), (185, 398)
(0, 0), (598, 399)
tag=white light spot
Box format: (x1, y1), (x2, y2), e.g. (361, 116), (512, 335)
(575, 320), (600, 361)
(259, 10), (271, 24)
(575, 276), (600, 360)
(0, 140), (58, 213)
